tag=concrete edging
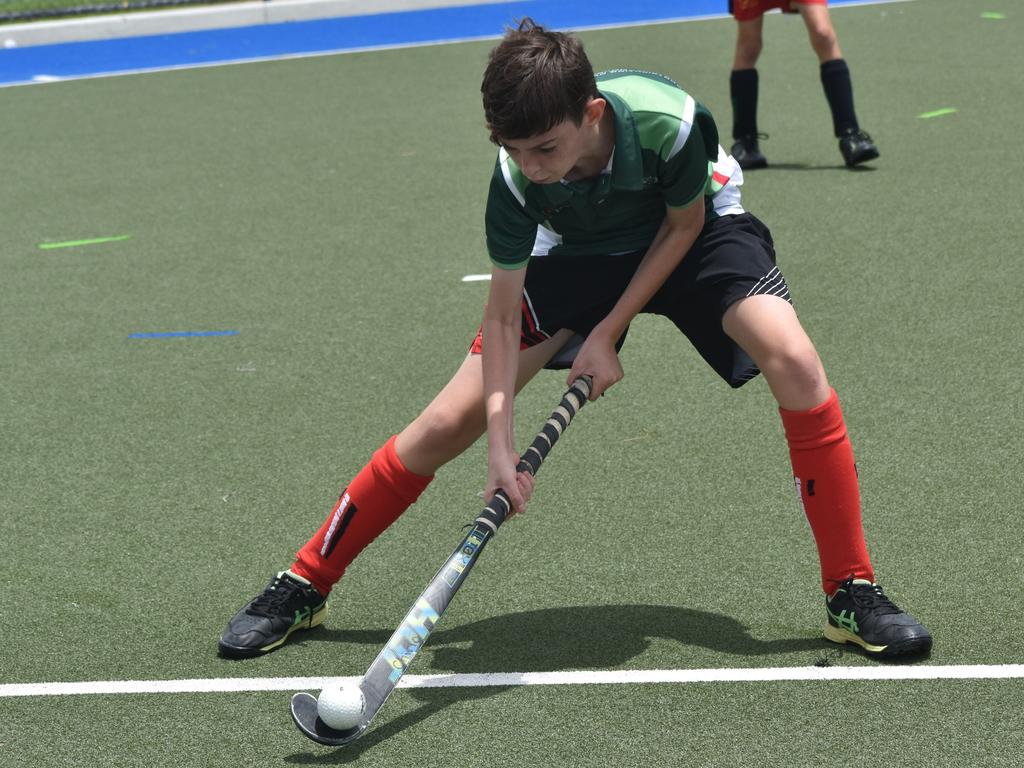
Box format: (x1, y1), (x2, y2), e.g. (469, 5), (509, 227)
(1, 0), (497, 48)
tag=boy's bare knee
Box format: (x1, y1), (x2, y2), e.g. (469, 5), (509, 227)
(758, 343), (828, 409)
(767, 340), (819, 375)
(417, 403), (483, 448)
(398, 402), (484, 475)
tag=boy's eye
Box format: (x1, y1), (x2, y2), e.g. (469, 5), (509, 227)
(539, 147), (556, 154)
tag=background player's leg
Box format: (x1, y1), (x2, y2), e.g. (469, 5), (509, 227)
(722, 294), (873, 591)
(797, 2), (842, 64)
(796, 2), (879, 166)
(730, 16), (768, 169)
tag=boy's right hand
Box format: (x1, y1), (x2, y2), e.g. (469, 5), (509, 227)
(486, 449), (535, 517)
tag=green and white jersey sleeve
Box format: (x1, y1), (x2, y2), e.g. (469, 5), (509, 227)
(484, 69), (744, 269)
(484, 153), (544, 271)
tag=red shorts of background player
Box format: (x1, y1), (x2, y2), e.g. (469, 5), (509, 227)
(729, 0), (827, 22)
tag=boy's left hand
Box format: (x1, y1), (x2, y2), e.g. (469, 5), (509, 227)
(567, 333), (623, 399)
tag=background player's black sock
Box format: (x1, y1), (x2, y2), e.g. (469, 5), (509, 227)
(730, 68), (759, 139)
(820, 58), (859, 136)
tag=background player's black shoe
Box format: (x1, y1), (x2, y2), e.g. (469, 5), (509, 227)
(218, 571), (328, 658)
(730, 135), (768, 169)
(824, 577), (932, 658)
(839, 128), (880, 167)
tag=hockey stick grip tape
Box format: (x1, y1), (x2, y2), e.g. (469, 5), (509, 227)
(476, 375), (592, 530)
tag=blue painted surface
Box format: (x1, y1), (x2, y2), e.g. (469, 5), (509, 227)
(128, 330), (240, 338)
(0, 0), (876, 86)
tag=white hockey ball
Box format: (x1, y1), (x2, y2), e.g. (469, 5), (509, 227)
(316, 685), (365, 731)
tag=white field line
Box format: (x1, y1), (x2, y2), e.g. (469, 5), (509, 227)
(3, 664), (1023, 698)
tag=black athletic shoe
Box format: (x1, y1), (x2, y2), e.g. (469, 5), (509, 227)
(730, 135), (768, 170)
(824, 577), (932, 658)
(218, 571), (328, 658)
(838, 128), (880, 167)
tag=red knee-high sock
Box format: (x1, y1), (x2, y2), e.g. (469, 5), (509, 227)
(779, 389), (874, 593)
(291, 436), (433, 596)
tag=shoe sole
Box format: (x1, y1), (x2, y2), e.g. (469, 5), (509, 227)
(844, 148), (880, 167)
(823, 623), (933, 658)
(218, 602), (330, 659)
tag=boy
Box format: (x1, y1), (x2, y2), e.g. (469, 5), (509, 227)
(219, 19), (929, 661)
(728, 0), (879, 168)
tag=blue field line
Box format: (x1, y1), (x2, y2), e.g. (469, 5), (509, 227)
(0, 0), (887, 87)
(128, 330), (240, 338)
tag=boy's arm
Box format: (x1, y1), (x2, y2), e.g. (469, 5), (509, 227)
(482, 263), (534, 514)
(567, 196), (706, 397)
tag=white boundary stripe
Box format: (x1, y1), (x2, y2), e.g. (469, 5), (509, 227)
(3, 664), (1022, 698)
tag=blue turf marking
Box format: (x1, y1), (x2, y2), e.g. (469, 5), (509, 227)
(0, 0), (881, 87)
(128, 330), (240, 339)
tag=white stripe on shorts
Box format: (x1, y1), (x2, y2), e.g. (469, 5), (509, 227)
(521, 289), (551, 341)
(745, 266), (792, 303)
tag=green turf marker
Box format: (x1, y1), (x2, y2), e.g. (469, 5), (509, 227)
(918, 108), (958, 120)
(980, 12), (1006, 20)
(38, 234), (132, 250)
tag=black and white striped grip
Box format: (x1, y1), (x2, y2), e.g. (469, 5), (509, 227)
(475, 375), (592, 532)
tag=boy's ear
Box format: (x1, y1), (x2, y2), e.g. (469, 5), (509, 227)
(583, 97), (606, 127)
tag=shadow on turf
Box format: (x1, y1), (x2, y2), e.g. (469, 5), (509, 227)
(748, 162), (876, 172)
(313, 604), (823, 672)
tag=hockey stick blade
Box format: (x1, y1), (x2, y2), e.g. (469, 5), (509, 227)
(290, 375), (592, 746)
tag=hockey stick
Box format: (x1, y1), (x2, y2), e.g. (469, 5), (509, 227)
(290, 375), (593, 746)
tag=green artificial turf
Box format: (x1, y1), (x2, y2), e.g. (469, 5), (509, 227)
(2, 1), (1022, 765)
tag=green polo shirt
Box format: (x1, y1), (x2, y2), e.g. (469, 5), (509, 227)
(485, 70), (721, 270)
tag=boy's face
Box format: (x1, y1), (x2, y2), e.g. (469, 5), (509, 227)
(499, 99), (606, 184)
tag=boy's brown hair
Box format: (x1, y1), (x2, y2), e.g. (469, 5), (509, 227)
(481, 18), (598, 145)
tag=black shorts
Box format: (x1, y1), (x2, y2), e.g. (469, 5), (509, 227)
(471, 213), (791, 388)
